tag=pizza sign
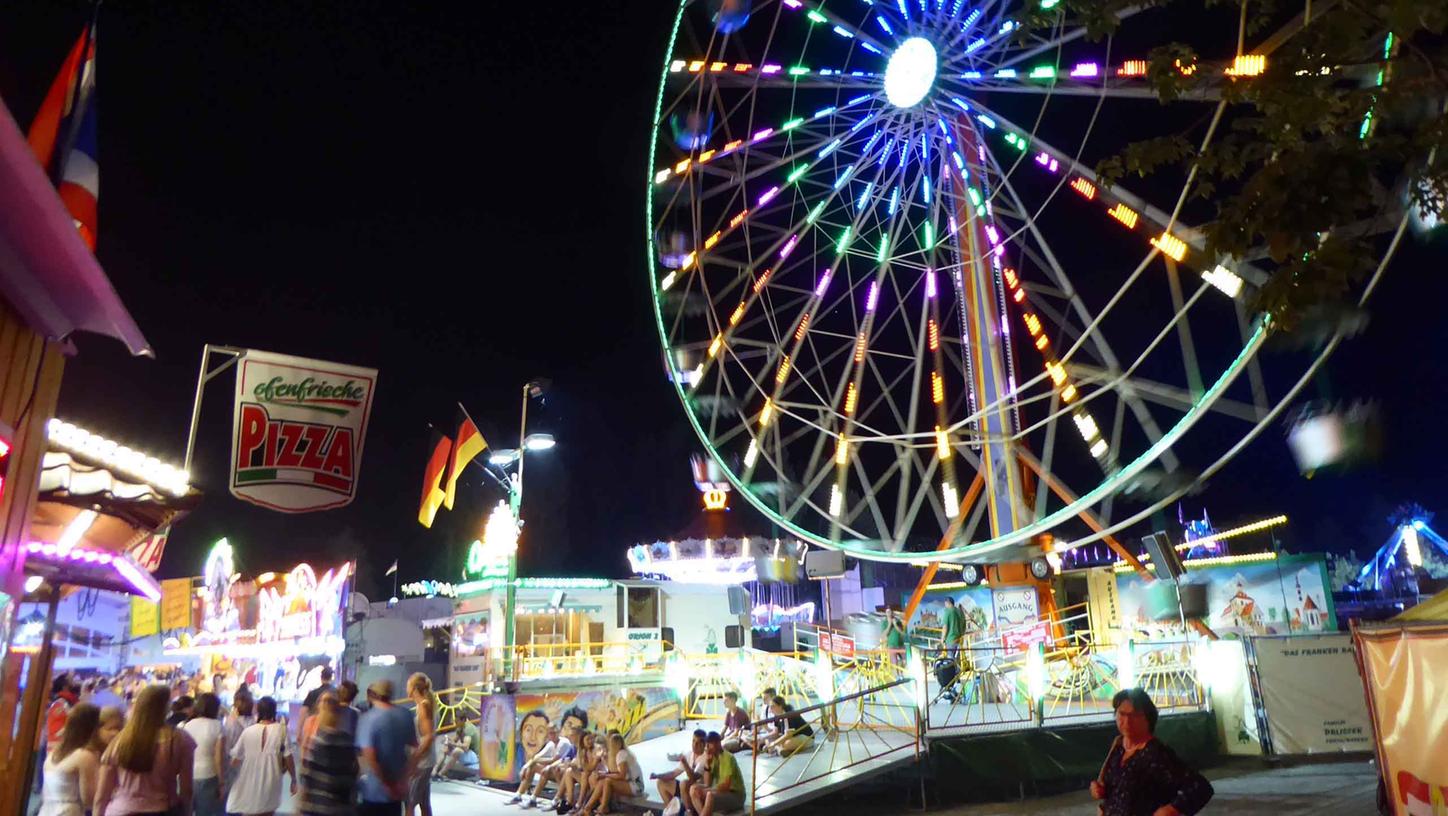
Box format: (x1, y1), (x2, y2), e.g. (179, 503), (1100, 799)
(230, 350), (378, 513)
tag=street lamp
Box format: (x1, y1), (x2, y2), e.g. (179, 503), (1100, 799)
(489, 379), (553, 682)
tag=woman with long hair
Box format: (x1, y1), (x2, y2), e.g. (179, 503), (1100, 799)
(298, 693), (358, 816)
(405, 673), (437, 816)
(577, 733), (642, 816)
(38, 703), (100, 816)
(225, 696), (296, 816)
(182, 693), (226, 816)
(94, 685), (196, 816)
(551, 730), (598, 814)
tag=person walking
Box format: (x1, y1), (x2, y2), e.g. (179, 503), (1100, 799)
(94, 685), (196, 816)
(405, 674), (438, 816)
(299, 693), (358, 816)
(356, 680), (418, 816)
(182, 693), (226, 816)
(941, 597), (966, 656)
(37, 703), (100, 816)
(226, 696), (297, 816)
(1090, 688), (1214, 816)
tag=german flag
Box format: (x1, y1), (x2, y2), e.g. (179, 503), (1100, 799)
(444, 407), (487, 510)
(418, 429), (452, 528)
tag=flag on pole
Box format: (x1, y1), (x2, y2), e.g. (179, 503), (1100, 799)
(443, 406), (488, 510)
(27, 22), (100, 250)
(418, 429), (452, 528)
(385, 560), (398, 576)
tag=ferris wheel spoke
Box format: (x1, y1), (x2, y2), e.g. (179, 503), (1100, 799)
(985, 5), (1142, 73)
(972, 139), (1182, 471)
(1065, 365), (1262, 423)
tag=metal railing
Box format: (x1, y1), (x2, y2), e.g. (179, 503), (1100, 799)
(747, 674), (921, 815)
(918, 635), (1206, 734)
(675, 650), (824, 721)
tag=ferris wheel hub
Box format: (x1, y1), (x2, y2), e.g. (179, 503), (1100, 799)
(884, 37), (937, 108)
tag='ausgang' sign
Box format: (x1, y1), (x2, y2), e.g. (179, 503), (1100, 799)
(230, 350), (378, 513)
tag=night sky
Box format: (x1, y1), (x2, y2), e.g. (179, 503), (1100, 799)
(2, 2), (1445, 599)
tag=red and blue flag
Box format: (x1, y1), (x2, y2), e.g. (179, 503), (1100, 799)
(27, 23), (100, 251)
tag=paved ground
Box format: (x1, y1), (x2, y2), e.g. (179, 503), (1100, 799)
(792, 757), (1382, 816)
(276, 756), (1379, 816)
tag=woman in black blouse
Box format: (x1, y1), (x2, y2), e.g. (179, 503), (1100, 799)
(1090, 688), (1213, 816)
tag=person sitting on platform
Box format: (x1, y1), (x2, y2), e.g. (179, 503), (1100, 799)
(689, 733), (744, 816)
(651, 729), (708, 816)
(550, 730), (598, 814)
(507, 724), (559, 805)
(433, 720), (480, 780)
(760, 698), (813, 757)
(523, 722), (576, 808)
(719, 694), (751, 753)
(577, 733), (642, 816)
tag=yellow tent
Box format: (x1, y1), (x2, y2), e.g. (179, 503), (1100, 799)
(1393, 587), (1448, 621)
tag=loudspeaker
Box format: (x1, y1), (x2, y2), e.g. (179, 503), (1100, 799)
(725, 625), (744, 648)
(661, 627), (675, 651)
(804, 549), (847, 579)
(550, 590), (566, 609)
(1142, 532), (1186, 581)
(726, 586), (750, 616)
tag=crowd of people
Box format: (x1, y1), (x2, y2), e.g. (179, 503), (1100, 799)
(34, 668), (444, 816)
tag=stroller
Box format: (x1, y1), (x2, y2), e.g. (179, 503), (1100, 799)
(933, 655), (961, 703)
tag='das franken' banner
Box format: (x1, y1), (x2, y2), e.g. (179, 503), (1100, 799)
(229, 349), (378, 513)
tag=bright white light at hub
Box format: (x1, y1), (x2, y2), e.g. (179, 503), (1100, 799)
(885, 38), (937, 108)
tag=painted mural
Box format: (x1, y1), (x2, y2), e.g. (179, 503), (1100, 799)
(478, 693), (516, 782)
(916, 586), (996, 635)
(480, 685), (682, 783)
(1116, 554), (1337, 639)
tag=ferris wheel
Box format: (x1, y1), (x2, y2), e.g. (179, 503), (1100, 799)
(647, 0), (1406, 563)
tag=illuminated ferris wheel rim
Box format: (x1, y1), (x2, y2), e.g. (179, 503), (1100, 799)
(645, 0), (1393, 563)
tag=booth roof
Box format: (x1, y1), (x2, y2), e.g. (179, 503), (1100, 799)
(1395, 588), (1448, 622)
(0, 100), (150, 356)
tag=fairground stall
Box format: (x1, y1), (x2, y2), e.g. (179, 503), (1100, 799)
(164, 539), (352, 708)
(448, 574), (749, 689)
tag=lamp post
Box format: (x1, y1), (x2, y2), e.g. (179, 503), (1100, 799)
(493, 379), (552, 682)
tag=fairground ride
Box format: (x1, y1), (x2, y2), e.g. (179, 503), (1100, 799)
(647, 0), (1413, 567)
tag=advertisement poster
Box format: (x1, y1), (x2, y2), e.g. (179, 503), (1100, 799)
(160, 578), (192, 631)
(481, 687), (681, 783)
(1116, 554), (1336, 639)
(230, 349), (378, 513)
(130, 596), (160, 639)
(1252, 634), (1372, 754)
(1203, 640), (1263, 756)
(1355, 623), (1448, 815)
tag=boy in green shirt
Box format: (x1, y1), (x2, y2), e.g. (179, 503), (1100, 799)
(691, 732), (745, 815)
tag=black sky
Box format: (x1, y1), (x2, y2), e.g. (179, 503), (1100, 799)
(2, 2), (1446, 598)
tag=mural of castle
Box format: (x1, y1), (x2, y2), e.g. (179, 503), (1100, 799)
(1116, 553), (1336, 639)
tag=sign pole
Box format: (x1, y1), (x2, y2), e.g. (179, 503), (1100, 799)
(182, 345), (245, 475)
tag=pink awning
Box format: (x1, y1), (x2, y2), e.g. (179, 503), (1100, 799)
(0, 99), (151, 356)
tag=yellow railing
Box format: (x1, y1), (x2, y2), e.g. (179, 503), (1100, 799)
(674, 650), (822, 721)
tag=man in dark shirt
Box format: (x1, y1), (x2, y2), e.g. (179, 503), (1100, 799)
(300, 666), (337, 753)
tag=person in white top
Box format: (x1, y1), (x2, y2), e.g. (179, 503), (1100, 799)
(182, 693), (227, 816)
(651, 729), (707, 816)
(225, 696), (297, 816)
(221, 690), (256, 787)
(507, 723), (559, 805)
(578, 734), (642, 816)
(38, 703), (101, 816)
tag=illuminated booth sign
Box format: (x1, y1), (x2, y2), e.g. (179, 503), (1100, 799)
(176, 538), (351, 658)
